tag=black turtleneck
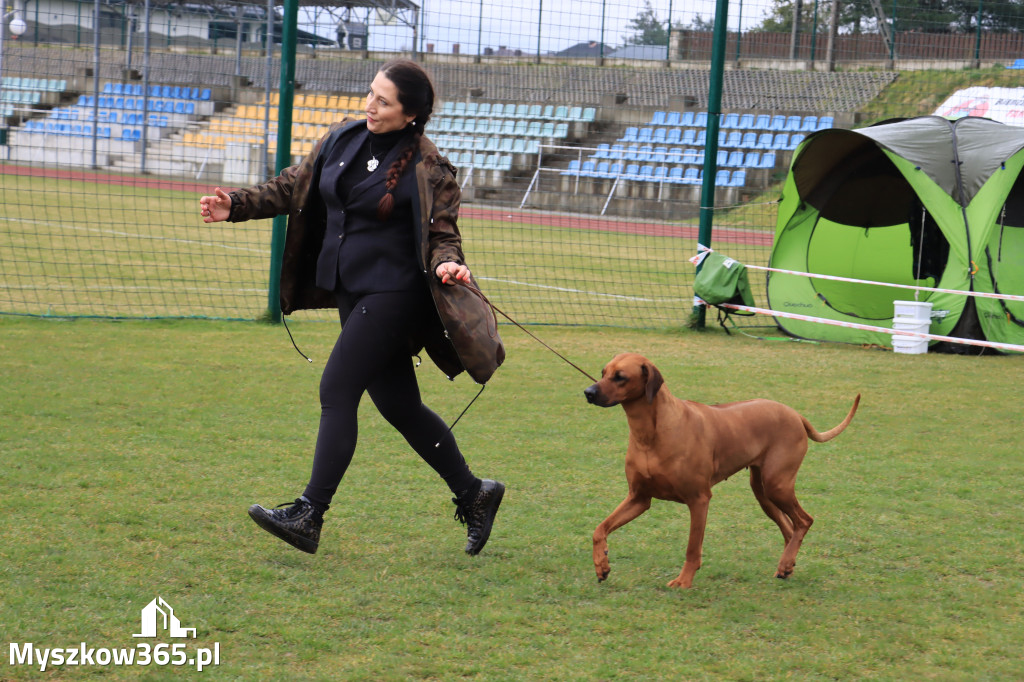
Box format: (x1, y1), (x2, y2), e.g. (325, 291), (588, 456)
(337, 126), (413, 201)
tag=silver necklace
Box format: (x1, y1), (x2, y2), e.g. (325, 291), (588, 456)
(366, 154), (379, 172)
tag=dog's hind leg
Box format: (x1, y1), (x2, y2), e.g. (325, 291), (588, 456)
(749, 466), (794, 544)
(762, 483), (813, 579)
(593, 494), (651, 582)
(667, 493), (711, 589)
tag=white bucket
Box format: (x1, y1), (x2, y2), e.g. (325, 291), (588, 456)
(893, 335), (928, 355)
(893, 300), (933, 323)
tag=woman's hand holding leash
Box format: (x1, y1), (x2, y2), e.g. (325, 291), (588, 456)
(436, 262), (470, 285)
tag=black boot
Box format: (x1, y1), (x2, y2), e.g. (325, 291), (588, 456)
(452, 479), (505, 555)
(248, 498), (324, 554)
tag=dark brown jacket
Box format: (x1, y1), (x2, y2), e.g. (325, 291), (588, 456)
(226, 119), (504, 384)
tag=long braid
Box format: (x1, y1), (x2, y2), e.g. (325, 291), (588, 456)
(376, 125), (424, 220)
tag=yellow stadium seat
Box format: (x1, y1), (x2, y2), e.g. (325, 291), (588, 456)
(327, 95), (341, 109)
(314, 94), (328, 108)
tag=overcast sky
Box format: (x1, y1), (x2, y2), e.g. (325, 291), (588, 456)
(297, 0), (765, 54)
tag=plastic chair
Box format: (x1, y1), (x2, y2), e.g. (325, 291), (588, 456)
(566, 106), (582, 120)
(650, 110), (667, 125)
(725, 131), (742, 147)
(618, 126), (639, 143)
(728, 170), (746, 187)
(771, 133), (789, 150)
(636, 127), (654, 143)
(788, 133), (805, 150)
(721, 112), (739, 128)
(477, 102), (492, 117)
(738, 113), (755, 129)
(726, 151), (744, 167)
(666, 128), (682, 145)
(742, 152), (761, 168)
(679, 111), (695, 127)
(592, 143), (611, 159)
(817, 116), (834, 130)
(770, 115), (787, 131)
(681, 168), (700, 185)
(715, 169), (731, 185)
(652, 166), (669, 183)
(665, 111), (682, 127)
(667, 166), (684, 184)
(784, 115), (802, 131)
(589, 161), (610, 178)
(756, 133), (774, 149)
(800, 115), (818, 132)
(753, 114), (771, 130)
(759, 151), (777, 168)
(740, 132), (758, 148)
(652, 128), (668, 144)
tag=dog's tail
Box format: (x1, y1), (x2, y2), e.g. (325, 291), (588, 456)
(804, 394), (860, 443)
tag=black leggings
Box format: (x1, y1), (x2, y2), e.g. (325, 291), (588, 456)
(302, 289), (478, 509)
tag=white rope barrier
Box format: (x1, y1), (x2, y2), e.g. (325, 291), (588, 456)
(694, 245), (1024, 304)
(698, 299), (1024, 353)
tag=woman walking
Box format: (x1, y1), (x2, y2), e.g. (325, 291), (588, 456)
(199, 59), (505, 557)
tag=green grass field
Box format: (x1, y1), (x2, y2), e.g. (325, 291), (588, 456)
(2, 316), (1022, 680)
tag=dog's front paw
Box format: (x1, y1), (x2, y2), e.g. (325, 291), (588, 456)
(597, 567), (610, 582)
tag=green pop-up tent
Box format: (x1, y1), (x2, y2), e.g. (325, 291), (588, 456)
(768, 115), (1024, 350)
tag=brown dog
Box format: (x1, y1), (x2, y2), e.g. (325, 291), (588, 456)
(584, 352), (859, 589)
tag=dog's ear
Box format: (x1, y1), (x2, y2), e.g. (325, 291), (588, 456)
(643, 363), (664, 403)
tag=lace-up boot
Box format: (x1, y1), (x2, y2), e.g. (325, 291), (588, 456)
(452, 479), (505, 555)
(248, 498), (324, 554)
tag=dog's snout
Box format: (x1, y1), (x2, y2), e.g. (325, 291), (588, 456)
(584, 384), (600, 404)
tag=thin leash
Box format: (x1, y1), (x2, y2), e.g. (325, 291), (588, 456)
(455, 277), (598, 383)
(432, 278), (598, 446)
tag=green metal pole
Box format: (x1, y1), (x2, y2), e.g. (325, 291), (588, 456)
(266, 0), (299, 323)
(691, 0), (730, 328)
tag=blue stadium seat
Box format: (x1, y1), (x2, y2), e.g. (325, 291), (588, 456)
(716, 150), (729, 166)
(650, 146), (669, 163)
(681, 148), (698, 165)
(679, 111), (695, 127)
(652, 128), (668, 144)
(490, 103), (505, 117)
(477, 102), (492, 117)
(652, 166), (669, 183)
(589, 161), (610, 177)
(665, 111), (682, 127)
(581, 107), (596, 122)
(618, 126), (639, 143)
(770, 115), (786, 131)
(725, 131), (742, 147)
(622, 163), (641, 179)
(667, 166), (684, 183)
(636, 165), (655, 181)
(607, 144), (625, 159)
(740, 132), (758, 148)
(753, 114), (771, 130)
(665, 128), (682, 145)
(561, 159), (582, 175)
(553, 105), (569, 120)
(756, 132), (774, 149)
(539, 121), (556, 137)
(741, 152), (761, 168)
(694, 112), (708, 127)
(715, 169), (731, 185)
(636, 127), (654, 143)
(725, 151), (744, 167)
(759, 151), (777, 168)
(681, 129), (697, 145)
(665, 148), (683, 164)
(525, 120), (542, 137)
(650, 110), (667, 125)
(623, 145), (643, 161)
(800, 115), (818, 132)
(728, 170), (746, 187)
(464, 102), (479, 117)
(817, 115), (834, 130)
(784, 115), (802, 131)
(681, 168), (700, 185)
(592, 143), (611, 159)
(564, 105), (581, 120)
(772, 133), (789, 149)
(737, 113), (755, 129)
(721, 112), (740, 128)
(527, 104), (542, 118)
(787, 133), (805, 149)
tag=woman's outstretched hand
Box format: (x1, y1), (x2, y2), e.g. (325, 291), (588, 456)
(199, 187), (232, 223)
